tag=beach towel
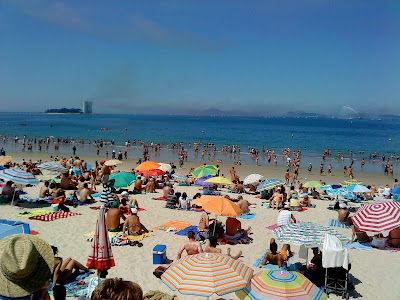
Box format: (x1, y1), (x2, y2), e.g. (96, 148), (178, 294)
(253, 250), (300, 270)
(175, 225), (198, 236)
(91, 193), (102, 197)
(153, 220), (193, 231)
(238, 213), (256, 220)
(63, 271), (94, 291)
(154, 196), (167, 201)
(29, 211), (82, 222)
(19, 196), (52, 203)
(329, 219), (350, 229)
(344, 241), (373, 251)
(16, 209), (52, 218)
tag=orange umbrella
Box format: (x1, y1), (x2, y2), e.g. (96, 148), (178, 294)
(136, 161), (161, 171)
(193, 196), (243, 217)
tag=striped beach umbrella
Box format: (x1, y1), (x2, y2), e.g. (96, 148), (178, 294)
(236, 270), (327, 300)
(273, 222), (351, 248)
(352, 201), (400, 233)
(256, 179), (285, 192)
(172, 173), (188, 181)
(0, 156), (11, 166)
(37, 161), (67, 173)
(191, 165), (218, 179)
(0, 169), (39, 185)
(243, 174), (264, 185)
(326, 188), (356, 200)
(161, 253), (253, 297)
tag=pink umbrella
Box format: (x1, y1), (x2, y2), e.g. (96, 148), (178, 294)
(138, 169), (165, 178)
(87, 206), (115, 271)
(352, 201), (400, 233)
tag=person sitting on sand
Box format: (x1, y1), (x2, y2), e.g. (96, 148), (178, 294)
(166, 188), (177, 209)
(388, 227), (400, 248)
(300, 195), (312, 207)
(261, 238), (292, 268)
(39, 181), (51, 198)
(145, 178), (155, 193)
(60, 173), (76, 190)
(270, 187), (283, 210)
(237, 195), (254, 214)
(1, 180), (18, 201)
(177, 231), (203, 259)
(133, 176), (143, 193)
(178, 192), (191, 210)
(106, 201), (127, 232)
(277, 205), (296, 226)
(122, 208), (151, 236)
(52, 246), (90, 289)
(79, 183), (95, 203)
(225, 217), (251, 244)
(120, 191), (140, 210)
(52, 183), (66, 203)
(352, 223), (370, 243)
(338, 208), (351, 225)
(204, 236), (242, 259)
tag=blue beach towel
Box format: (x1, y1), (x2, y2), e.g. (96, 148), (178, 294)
(175, 225), (198, 236)
(344, 241), (372, 251)
(253, 250), (300, 271)
(91, 193), (102, 197)
(62, 271), (95, 291)
(238, 213), (256, 220)
(328, 219), (350, 229)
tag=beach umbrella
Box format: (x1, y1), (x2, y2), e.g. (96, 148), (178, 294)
(346, 184), (370, 193)
(37, 161), (67, 173)
(136, 161), (161, 171)
(352, 201), (400, 233)
(320, 184), (341, 190)
(157, 163), (172, 172)
(161, 253), (253, 297)
(303, 181), (322, 188)
(108, 172), (136, 188)
(193, 196), (243, 217)
(256, 179), (285, 192)
(172, 173), (188, 181)
(391, 186), (400, 195)
(195, 175), (216, 187)
(273, 222), (351, 248)
(191, 165), (218, 179)
(243, 174), (264, 185)
(326, 188), (356, 200)
(0, 169), (39, 185)
(87, 206), (115, 272)
(138, 169), (165, 178)
(86, 162), (93, 171)
(205, 176), (233, 185)
(104, 159), (122, 166)
(0, 156), (11, 166)
(236, 270), (327, 300)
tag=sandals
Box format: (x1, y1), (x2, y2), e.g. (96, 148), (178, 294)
(129, 241), (143, 247)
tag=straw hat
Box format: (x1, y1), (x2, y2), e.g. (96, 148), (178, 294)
(0, 234), (54, 297)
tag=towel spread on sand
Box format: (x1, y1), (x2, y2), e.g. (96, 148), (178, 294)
(344, 241), (373, 251)
(175, 225), (198, 236)
(329, 219), (350, 229)
(16, 209), (52, 218)
(253, 250), (300, 270)
(238, 213), (256, 220)
(29, 212), (82, 221)
(154, 220), (193, 231)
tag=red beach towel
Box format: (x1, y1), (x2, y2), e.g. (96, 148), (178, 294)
(29, 212), (82, 221)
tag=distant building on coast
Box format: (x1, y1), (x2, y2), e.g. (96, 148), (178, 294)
(83, 100), (93, 114)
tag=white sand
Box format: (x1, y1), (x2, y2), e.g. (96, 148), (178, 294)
(1, 152), (400, 299)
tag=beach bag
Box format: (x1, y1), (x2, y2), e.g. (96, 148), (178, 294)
(153, 266), (168, 278)
(371, 236), (386, 249)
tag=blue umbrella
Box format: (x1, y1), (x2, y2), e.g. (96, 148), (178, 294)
(391, 186), (400, 194)
(327, 188), (356, 200)
(195, 175), (215, 187)
(256, 179), (285, 192)
(0, 169), (39, 185)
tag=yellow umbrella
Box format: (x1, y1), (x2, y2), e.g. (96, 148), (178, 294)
(191, 165), (218, 178)
(193, 196), (242, 217)
(136, 161), (161, 171)
(104, 160), (122, 166)
(205, 177), (233, 185)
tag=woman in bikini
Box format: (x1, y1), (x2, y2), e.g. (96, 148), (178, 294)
(122, 208), (151, 236)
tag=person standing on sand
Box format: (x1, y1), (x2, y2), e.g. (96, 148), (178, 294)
(72, 145), (76, 155)
(101, 162), (111, 184)
(230, 167), (236, 183)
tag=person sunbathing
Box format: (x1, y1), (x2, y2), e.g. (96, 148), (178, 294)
(261, 238), (292, 268)
(79, 183), (95, 203)
(52, 183), (66, 204)
(300, 195), (312, 207)
(177, 231), (203, 259)
(225, 217), (251, 245)
(39, 181), (51, 198)
(106, 201), (126, 232)
(352, 224), (370, 243)
(52, 246), (90, 289)
(204, 236), (242, 259)
(237, 196), (254, 214)
(388, 227), (400, 248)
(60, 173), (77, 190)
(178, 192), (191, 210)
(145, 178), (155, 193)
(122, 208), (150, 236)
(270, 187), (283, 210)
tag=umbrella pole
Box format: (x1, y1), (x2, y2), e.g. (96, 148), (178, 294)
(212, 214), (217, 236)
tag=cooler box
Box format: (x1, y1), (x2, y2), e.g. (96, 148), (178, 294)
(153, 244), (167, 264)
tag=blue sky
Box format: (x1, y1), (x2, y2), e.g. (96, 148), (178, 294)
(1, 0), (399, 115)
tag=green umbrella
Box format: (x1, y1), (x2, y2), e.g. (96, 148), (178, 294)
(303, 181), (322, 188)
(108, 172), (136, 188)
(191, 165), (218, 179)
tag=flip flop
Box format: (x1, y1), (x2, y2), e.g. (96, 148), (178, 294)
(137, 242), (143, 247)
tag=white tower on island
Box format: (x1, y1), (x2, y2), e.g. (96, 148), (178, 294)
(83, 100), (93, 114)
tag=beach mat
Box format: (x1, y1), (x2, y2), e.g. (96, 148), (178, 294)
(153, 220), (193, 231)
(175, 225), (198, 236)
(238, 213), (256, 220)
(153, 197), (167, 201)
(16, 209), (52, 218)
(329, 219), (350, 229)
(29, 212), (82, 222)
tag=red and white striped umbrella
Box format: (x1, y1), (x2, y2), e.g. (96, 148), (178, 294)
(87, 206), (115, 271)
(352, 201), (400, 233)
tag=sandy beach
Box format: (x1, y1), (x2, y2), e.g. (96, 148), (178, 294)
(1, 151), (399, 299)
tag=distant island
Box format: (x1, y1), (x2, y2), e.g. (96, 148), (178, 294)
(45, 108), (82, 114)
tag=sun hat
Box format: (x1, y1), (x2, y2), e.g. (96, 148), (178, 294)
(0, 234), (54, 297)
(131, 207), (138, 214)
(121, 191), (129, 197)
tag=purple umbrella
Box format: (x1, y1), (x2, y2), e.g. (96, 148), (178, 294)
(195, 175), (216, 187)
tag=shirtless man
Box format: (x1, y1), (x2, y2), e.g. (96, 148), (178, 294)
(1, 181), (17, 200)
(101, 162), (111, 184)
(60, 173), (76, 190)
(198, 211), (210, 240)
(261, 238), (292, 268)
(106, 201), (126, 232)
(122, 208), (150, 236)
(237, 196), (253, 214)
(204, 236), (242, 259)
(73, 157), (82, 176)
(177, 231), (203, 259)
(226, 217), (251, 244)
(39, 181), (51, 198)
(134, 176), (143, 193)
(388, 227), (400, 248)
(393, 179), (399, 189)
(77, 177), (86, 194)
(338, 209), (351, 224)
(52, 184), (66, 203)
(162, 182), (171, 198)
(79, 183), (95, 203)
